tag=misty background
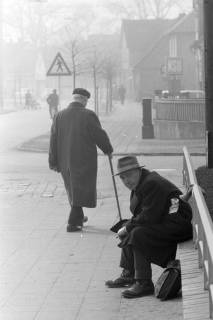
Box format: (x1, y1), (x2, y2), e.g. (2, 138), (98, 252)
(0, 0), (193, 113)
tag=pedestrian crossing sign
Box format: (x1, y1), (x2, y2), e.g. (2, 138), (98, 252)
(46, 52), (71, 76)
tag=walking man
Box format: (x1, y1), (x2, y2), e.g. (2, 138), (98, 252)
(47, 89), (59, 120)
(25, 90), (33, 109)
(118, 85), (126, 105)
(49, 88), (113, 232)
(106, 155), (192, 298)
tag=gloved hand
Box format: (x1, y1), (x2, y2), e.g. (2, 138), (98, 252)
(117, 226), (128, 239)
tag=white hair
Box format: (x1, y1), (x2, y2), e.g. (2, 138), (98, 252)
(73, 94), (88, 106)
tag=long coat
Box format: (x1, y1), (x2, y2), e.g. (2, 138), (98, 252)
(119, 168), (193, 267)
(49, 102), (113, 207)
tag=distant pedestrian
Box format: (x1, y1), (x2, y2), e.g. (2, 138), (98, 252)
(25, 90), (33, 109)
(49, 88), (113, 232)
(105, 155), (192, 299)
(46, 89), (59, 120)
(118, 85), (126, 105)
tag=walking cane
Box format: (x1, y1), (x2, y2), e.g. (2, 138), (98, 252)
(108, 156), (128, 233)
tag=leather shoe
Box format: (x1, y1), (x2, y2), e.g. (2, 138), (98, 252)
(122, 280), (154, 298)
(105, 269), (134, 288)
(66, 225), (82, 232)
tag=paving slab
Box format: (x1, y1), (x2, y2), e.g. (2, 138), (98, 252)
(0, 155), (189, 320)
(0, 101), (207, 319)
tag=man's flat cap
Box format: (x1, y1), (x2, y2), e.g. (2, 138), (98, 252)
(72, 88), (91, 99)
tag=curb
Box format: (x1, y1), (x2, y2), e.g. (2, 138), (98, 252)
(17, 146), (205, 157)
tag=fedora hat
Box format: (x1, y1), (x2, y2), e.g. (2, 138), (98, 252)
(114, 156), (144, 176)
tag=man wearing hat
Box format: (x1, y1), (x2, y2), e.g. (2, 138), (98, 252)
(105, 155), (192, 298)
(49, 88), (113, 232)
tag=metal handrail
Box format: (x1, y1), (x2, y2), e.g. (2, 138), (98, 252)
(154, 98), (205, 121)
(182, 146), (198, 187)
(182, 146), (213, 319)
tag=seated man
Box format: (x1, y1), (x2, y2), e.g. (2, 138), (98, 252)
(105, 156), (193, 299)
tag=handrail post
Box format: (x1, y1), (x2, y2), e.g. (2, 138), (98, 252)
(182, 146), (213, 319)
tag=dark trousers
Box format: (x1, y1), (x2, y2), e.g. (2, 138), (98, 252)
(120, 245), (152, 280)
(68, 206), (84, 226)
(62, 172), (84, 226)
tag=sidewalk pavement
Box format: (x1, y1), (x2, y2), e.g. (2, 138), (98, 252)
(0, 155), (186, 320)
(18, 100), (205, 155)
(0, 102), (205, 320)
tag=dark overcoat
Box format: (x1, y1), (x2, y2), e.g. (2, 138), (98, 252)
(119, 168), (193, 267)
(49, 102), (113, 207)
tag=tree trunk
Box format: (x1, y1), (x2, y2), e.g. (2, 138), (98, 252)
(109, 77), (113, 112)
(72, 51), (76, 89)
(93, 67), (97, 114)
(73, 68), (76, 89)
(106, 79), (109, 114)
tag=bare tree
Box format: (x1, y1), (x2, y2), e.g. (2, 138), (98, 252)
(64, 37), (80, 89)
(4, 0), (96, 48)
(79, 34), (120, 114)
(4, 0), (64, 47)
(86, 44), (108, 115)
(101, 50), (120, 113)
(102, 0), (192, 19)
(87, 46), (101, 114)
(63, 19), (94, 89)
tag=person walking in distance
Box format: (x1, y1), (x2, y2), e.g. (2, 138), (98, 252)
(47, 89), (59, 120)
(49, 88), (113, 232)
(25, 90), (33, 109)
(118, 85), (126, 105)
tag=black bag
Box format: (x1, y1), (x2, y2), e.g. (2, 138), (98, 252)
(155, 260), (181, 301)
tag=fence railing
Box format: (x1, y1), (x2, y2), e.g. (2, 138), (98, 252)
(183, 146), (213, 319)
(154, 98), (205, 121)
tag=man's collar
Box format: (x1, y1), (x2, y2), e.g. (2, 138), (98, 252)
(135, 168), (150, 192)
(69, 101), (84, 108)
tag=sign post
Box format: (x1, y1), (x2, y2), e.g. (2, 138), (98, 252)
(46, 52), (71, 107)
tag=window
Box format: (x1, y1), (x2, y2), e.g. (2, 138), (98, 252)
(169, 36), (177, 57)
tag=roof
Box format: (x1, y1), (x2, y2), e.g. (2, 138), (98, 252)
(166, 11), (195, 34)
(132, 11), (196, 69)
(121, 18), (178, 67)
(121, 18), (177, 52)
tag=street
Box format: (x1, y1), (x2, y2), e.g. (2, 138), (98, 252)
(0, 105), (205, 320)
(0, 1), (211, 318)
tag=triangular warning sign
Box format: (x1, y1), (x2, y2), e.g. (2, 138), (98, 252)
(46, 52), (71, 76)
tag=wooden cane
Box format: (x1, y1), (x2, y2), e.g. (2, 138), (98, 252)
(108, 155), (122, 221)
